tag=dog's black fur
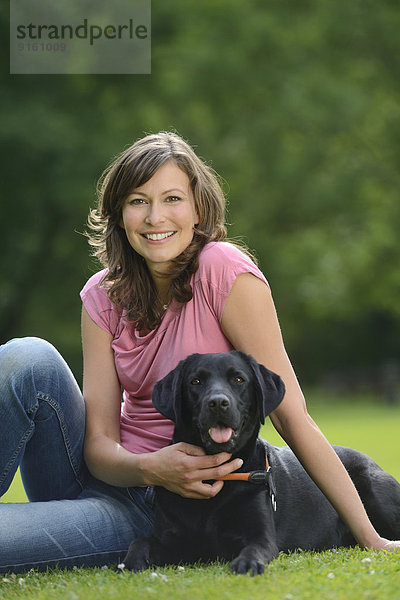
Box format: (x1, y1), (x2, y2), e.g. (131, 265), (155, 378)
(123, 351), (400, 575)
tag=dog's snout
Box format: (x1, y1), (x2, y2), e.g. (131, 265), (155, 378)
(208, 395), (230, 412)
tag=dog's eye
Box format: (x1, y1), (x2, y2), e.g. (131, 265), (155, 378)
(233, 376), (245, 384)
(190, 377), (201, 385)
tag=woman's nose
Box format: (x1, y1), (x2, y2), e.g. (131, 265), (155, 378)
(144, 201), (166, 225)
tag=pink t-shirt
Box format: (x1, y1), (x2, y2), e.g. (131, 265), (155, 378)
(80, 242), (268, 454)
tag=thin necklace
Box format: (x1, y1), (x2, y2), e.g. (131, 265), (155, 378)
(162, 298), (171, 311)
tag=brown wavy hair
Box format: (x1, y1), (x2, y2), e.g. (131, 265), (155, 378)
(86, 131), (230, 332)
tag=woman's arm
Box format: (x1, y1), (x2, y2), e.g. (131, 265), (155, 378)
(221, 272), (399, 550)
(81, 306), (242, 498)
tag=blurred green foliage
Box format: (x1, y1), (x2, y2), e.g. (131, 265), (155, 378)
(1, 0), (399, 389)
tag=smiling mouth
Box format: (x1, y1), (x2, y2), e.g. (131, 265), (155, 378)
(143, 232), (176, 241)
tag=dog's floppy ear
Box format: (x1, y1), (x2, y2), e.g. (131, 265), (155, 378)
(234, 351), (286, 424)
(151, 361), (184, 424)
(151, 354), (201, 424)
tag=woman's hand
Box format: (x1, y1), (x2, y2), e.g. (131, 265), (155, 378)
(369, 537), (400, 552)
(141, 442), (243, 499)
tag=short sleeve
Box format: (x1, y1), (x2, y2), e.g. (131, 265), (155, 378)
(195, 242), (269, 322)
(80, 270), (121, 336)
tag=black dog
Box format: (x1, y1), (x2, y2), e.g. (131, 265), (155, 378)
(122, 351), (400, 575)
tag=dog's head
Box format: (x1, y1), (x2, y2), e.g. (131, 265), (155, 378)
(152, 351), (285, 455)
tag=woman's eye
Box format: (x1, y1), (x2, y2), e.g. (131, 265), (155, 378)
(128, 198), (146, 206)
(165, 195), (181, 203)
(191, 377), (201, 385)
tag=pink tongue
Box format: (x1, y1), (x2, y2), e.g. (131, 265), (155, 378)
(209, 425), (233, 443)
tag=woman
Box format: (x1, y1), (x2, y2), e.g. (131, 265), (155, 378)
(0, 132), (398, 573)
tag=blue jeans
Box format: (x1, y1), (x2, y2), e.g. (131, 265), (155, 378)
(0, 338), (155, 574)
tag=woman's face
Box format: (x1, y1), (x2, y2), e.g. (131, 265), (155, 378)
(120, 160), (199, 279)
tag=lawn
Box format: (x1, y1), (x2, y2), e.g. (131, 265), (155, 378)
(1, 549), (399, 600)
(1, 395), (400, 599)
(263, 392), (400, 481)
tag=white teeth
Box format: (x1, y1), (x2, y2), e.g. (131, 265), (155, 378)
(145, 232), (174, 241)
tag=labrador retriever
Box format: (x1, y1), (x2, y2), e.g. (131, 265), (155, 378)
(122, 351), (400, 575)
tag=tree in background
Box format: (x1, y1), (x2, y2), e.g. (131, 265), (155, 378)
(1, 0), (399, 393)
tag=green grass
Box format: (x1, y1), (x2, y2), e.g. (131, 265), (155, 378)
(262, 392), (400, 481)
(0, 471), (26, 504)
(1, 549), (400, 600)
(1, 396), (400, 599)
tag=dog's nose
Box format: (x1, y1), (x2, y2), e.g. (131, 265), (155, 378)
(208, 395), (230, 412)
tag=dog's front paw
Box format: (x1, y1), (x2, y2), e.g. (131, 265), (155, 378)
(122, 537), (151, 572)
(230, 543), (277, 576)
(230, 556), (265, 576)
